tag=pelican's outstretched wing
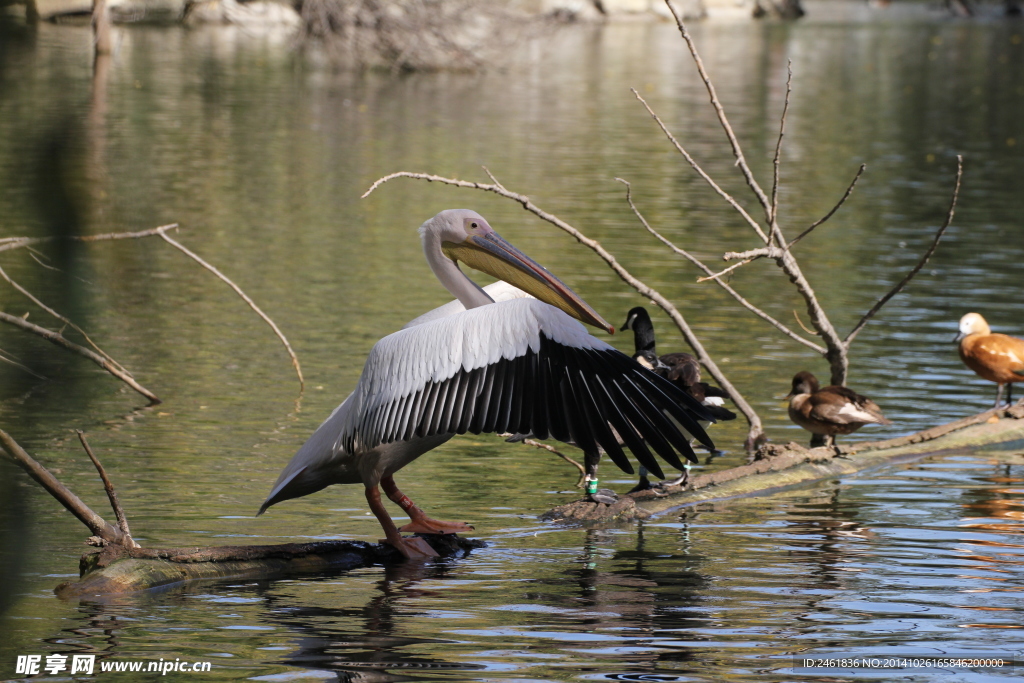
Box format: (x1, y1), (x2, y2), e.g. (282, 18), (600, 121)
(361, 299), (710, 466)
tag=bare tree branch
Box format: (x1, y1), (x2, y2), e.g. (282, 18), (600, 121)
(0, 311), (160, 403)
(0, 347), (47, 380)
(722, 247), (783, 262)
(156, 231), (304, 391)
(614, 185), (764, 447)
(0, 223), (303, 392)
(663, 0), (772, 219)
(0, 224), (180, 255)
(787, 164), (866, 250)
(793, 309), (817, 336)
(518, 437), (586, 487)
(0, 428), (132, 547)
(696, 258), (754, 283)
(844, 155), (962, 345)
(0, 263), (129, 375)
(770, 62), (793, 229)
(616, 180), (825, 356)
(77, 430), (138, 548)
(630, 90), (769, 244)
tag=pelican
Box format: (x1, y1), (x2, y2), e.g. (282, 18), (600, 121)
(258, 210), (714, 559)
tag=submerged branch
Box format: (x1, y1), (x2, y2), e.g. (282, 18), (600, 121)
(0, 429), (132, 547)
(0, 311), (161, 403)
(0, 222), (303, 393)
(77, 431), (138, 548)
(156, 231), (304, 391)
(520, 438), (586, 487)
(0, 263), (128, 375)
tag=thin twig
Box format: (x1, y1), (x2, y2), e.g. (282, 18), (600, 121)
(0, 263), (129, 375)
(0, 224), (179, 255)
(0, 428), (132, 547)
(793, 309), (817, 336)
(77, 430), (137, 547)
(663, 0), (772, 219)
(482, 166), (505, 190)
(27, 250), (59, 271)
(617, 179), (825, 355)
(844, 155), (962, 345)
(787, 164), (866, 250)
(770, 62), (792, 229)
(696, 258), (753, 283)
(723, 247), (782, 262)
(521, 438), (586, 487)
(156, 231), (304, 391)
(0, 347), (47, 380)
(1, 222), (302, 391)
(630, 90), (769, 244)
(0, 310), (160, 403)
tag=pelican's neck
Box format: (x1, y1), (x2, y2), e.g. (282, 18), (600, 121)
(424, 241), (494, 309)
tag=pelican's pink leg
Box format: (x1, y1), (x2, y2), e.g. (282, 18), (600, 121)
(381, 475), (475, 535)
(365, 484), (438, 559)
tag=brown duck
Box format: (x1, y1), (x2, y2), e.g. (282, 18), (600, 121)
(956, 312), (1024, 408)
(786, 371), (891, 447)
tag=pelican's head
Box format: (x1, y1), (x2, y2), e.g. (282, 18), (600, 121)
(956, 312), (991, 342)
(420, 209), (614, 333)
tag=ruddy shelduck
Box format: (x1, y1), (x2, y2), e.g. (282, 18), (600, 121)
(786, 371), (891, 448)
(956, 312), (1024, 408)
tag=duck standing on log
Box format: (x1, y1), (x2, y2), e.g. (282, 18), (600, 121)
(786, 371), (891, 449)
(956, 312), (1024, 408)
(621, 306), (736, 490)
(258, 210), (715, 559)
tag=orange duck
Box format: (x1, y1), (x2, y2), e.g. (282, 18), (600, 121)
(956, 312), (1024, 407)
(786, 371), (891, 448)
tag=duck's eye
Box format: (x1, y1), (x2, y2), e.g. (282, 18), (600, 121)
(471, 222), (478, 228)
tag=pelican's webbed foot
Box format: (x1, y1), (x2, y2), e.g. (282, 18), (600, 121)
(381, 475), (474, 536)
(382, 535), (440, 559)
(398, 516), (474, 535)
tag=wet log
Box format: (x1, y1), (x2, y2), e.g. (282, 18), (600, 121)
(542, 403), (1024, 524)
(56, 535), (484, 600)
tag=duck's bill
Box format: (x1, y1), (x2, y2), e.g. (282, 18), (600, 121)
(443, 231), (614, 334)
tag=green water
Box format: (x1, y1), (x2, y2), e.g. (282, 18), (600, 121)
(1, 6), (1023, 681)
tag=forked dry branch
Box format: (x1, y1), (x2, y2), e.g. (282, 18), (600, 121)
(361, 0), (962, 452)
(0, 223), (303, 400)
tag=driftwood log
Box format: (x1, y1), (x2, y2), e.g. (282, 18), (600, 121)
(4, 405), (1022, 598)
(0, 429), (483, 599)
(56, 535), (485, 600)
(542, 403), (1024, 524)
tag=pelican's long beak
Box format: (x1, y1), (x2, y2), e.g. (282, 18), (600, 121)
(444, 231), (614, 333)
